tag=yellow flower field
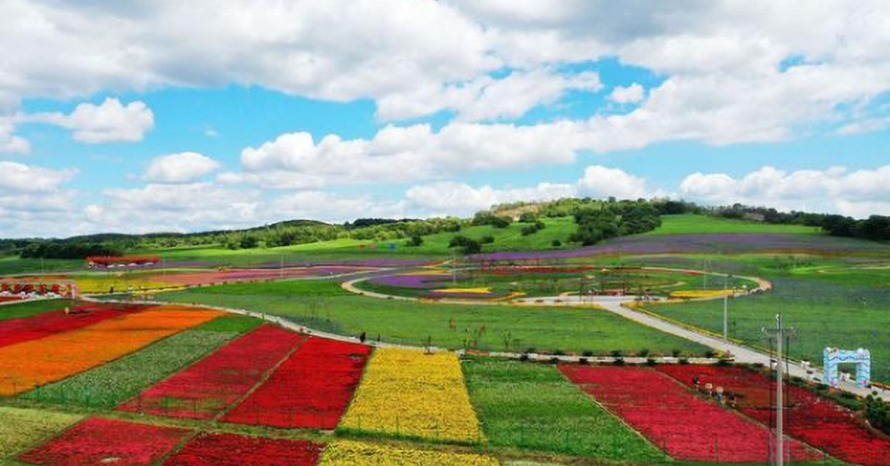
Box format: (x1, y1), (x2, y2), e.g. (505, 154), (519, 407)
(73, 276), (182, 293)
(339, 348), (484, 443)
(669, 289), (734, 299)
(319, 440), (499, 466)
(0, 305), (220, 395)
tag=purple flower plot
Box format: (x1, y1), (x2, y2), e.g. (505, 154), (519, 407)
(367, 273), (454, 289)
(468, 233), (889, 262)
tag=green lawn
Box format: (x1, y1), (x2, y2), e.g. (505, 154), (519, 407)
(645, 214), (821, 235)
(160, 280), (706, 356)
(0, 300), (74, 321)
(644, 277), (890, 382)
(463, 358), (666, 462)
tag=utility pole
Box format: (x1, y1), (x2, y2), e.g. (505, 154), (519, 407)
(280, 255), (284, 279)
(762, 314), (796, 466)
(723, 295), (729, 340)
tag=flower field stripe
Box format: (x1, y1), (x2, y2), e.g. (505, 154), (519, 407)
(338, 348), (484, 444)
(0, 305), (220, 396)
(17, 417), (191, 466)
(20, 328), (237, 409)
(656, 364), (890, 465)
(463, 358), (666, 462)
(318, 440), (498, 466)
(559, 365), (820, 462)
(163, 432), (324, 466)
(0, 303), (145, 349)
(117, 324), (306, 420)
(221, 337), (372, 429)
(0, 407), (82, 458)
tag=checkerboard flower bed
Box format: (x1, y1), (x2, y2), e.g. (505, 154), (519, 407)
(222, 337), (371, 429)
(164, 432), (323, 466)
(560, 365), (820, 462)
(118, 324), (305, 419)
(656, 364), (890, 465)
(18, 417), (190, 466)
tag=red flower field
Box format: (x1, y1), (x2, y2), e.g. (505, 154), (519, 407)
(18, 417), (190, 466)
(118, 324), (306, 419)
(0, 303), (144, 348)
(656, 364), (890, 465)
(560, 365), (820, 463)
(164, 432), (323, 466)
(222, 337), (371, 429)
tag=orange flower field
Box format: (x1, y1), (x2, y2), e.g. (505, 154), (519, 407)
(0, 305), (221, 396)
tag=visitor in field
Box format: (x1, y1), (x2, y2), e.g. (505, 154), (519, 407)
(359, 331), (366, 343)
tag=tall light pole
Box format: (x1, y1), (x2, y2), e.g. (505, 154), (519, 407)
(723, 295), (729, 341)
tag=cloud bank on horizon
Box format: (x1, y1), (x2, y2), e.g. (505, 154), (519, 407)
(0, 0), (888, 237)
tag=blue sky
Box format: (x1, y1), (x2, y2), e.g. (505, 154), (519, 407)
(0, 1), (888, 237)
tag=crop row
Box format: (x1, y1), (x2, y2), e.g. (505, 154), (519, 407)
(0, 305), (220, 395)
(118, 324), (305, 419)
(339, 347), (484, 444)
(13, 417), (499, 466)
(656, 364), (890, 465)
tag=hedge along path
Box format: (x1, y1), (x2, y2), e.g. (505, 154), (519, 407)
(0, 305), (220, 396)
(318, 439), (499, 466)
(17, 417), (192, 466)
(117, 324), (306, 420)
(559, 365), (820, 463)
(462, 358), (666, 462)
(338, 347), (485, 444)
(0, 406), (82, 458)
(222, 336), (372, 429)
(0, 302), (148, 349)
(21, 326), (239, 409)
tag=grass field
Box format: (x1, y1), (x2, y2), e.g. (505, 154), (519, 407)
(160, 280), (707, 356)
(0, 299), (74, 321)
(463, 358), (666, 462)
(0, 407), (82, 458)
(644, 214), (821, 235)
(645, 276), (890, 382)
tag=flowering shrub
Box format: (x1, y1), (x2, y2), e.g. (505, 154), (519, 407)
(164, 433), (323, 466)
(656, 364), (890, 465)
(318, 440), (498, 466)
(560, 365), (819, 462)
(0, 305), (220, 395)
(118, 324), (305, 419)
(223, 337), (371, 429)
(0, 304), (135, 348)
(18, 417), (190, 466)
(339, 348), (484, 443)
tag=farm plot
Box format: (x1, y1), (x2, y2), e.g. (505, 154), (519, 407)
(463, 358), (665, 462)
(0, 407), (81, 458)
(0, 305), (220, 395)
(339, 348), (484, 444)
(164, 432), (324, 466)
(222, 337), (371, 429)
(656, 364), (890, 465)
(117, 324), (305, 419)
(0, 302), (145, 349)
(18, 417), (191, 466)
(560, 365), (820, 463)
(21, 325), (237, 409)
(318, 440), (498, 466)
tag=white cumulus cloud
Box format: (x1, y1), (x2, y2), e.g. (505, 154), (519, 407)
(33, 98), (155, 143)
(145, 152), (221, 183)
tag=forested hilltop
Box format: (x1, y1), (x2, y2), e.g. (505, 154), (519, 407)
(1, 198), (887, 259)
